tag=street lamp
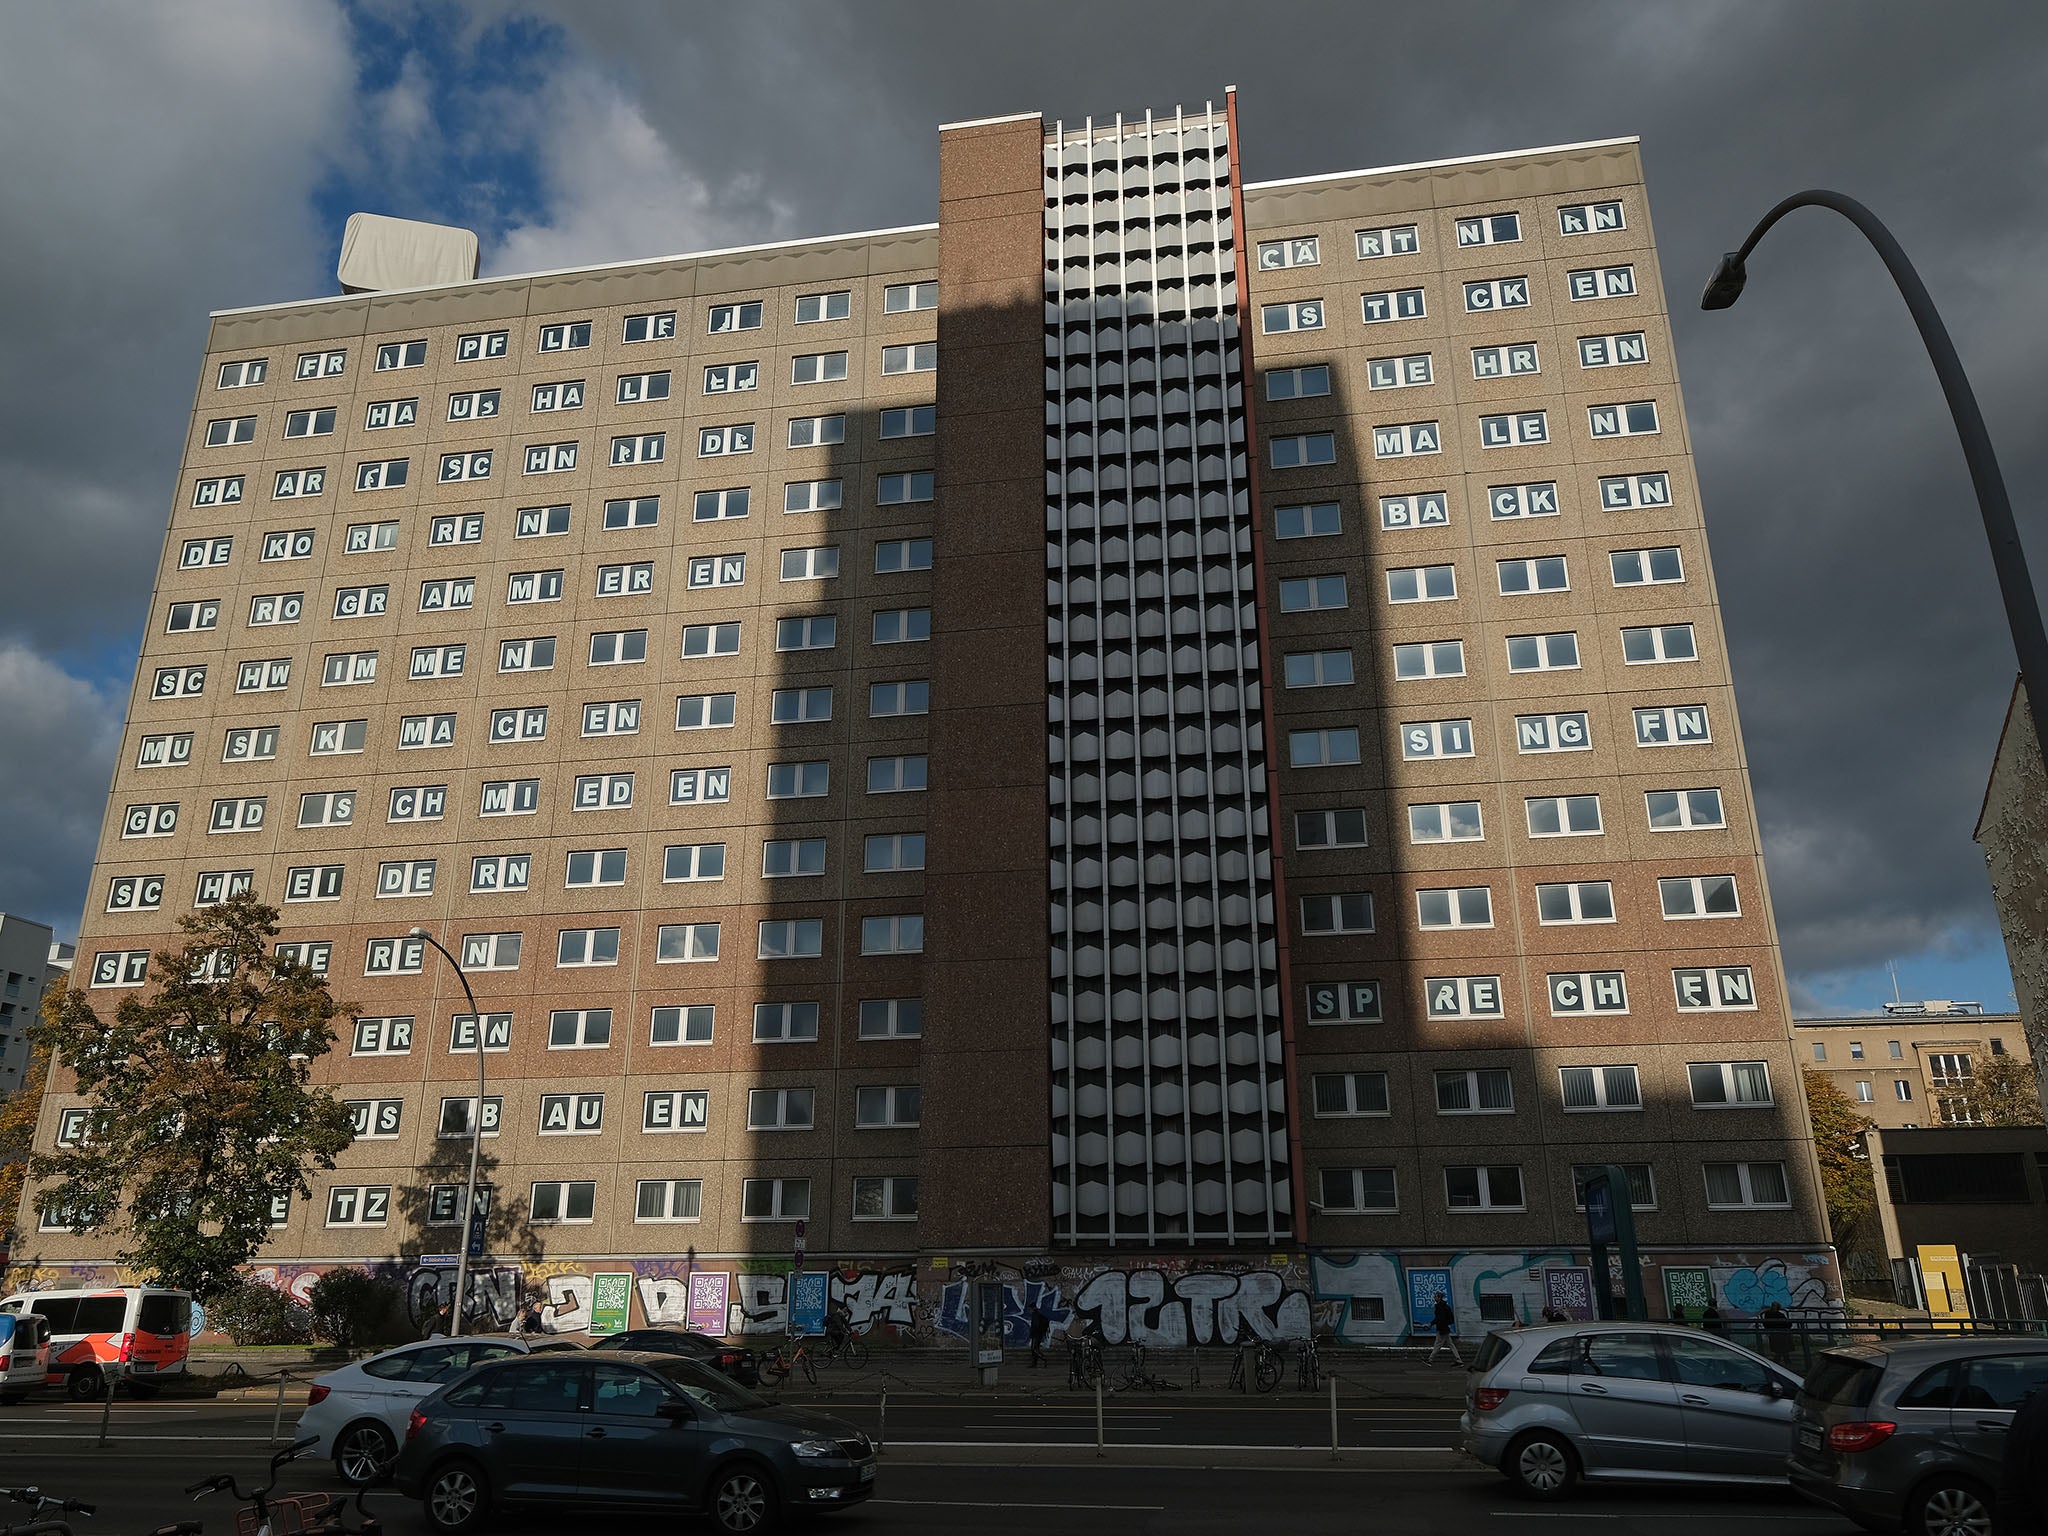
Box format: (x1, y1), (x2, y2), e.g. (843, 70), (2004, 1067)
(410, 926), (485, 1338)
(1701, 189), (2048, 775)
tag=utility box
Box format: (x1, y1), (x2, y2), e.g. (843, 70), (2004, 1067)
(970, 1279), (1004, 1386)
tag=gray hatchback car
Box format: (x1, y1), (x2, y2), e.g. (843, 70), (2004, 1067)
(392, 1349), (874, 1534)
(1463, 1322), (1802, 1497)
(1789, 1337), (2048, 1536)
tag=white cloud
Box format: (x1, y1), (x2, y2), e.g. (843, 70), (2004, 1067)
(0, 647), (124, 937)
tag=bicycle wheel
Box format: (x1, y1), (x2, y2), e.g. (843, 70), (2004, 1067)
(800, 1350), (818, 1387)
(760, 1354), (790, 1387)
(841, 1337), (868, 1368)
(1255, 1355), (1283, 1393)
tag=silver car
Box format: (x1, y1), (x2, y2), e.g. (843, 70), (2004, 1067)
(1463, 1322), (1802, 1497)
(296, 1336), (529, 1482)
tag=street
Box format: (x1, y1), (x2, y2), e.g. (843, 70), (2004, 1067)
(0, 1396), (1864, 1536)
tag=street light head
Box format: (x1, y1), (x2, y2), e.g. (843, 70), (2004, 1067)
(1700, 251), (1748, 310)
(408, 926), (428, 938)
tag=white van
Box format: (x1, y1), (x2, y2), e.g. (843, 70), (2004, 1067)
(0, 1286), (192, 1400)
(0, 1311), (51, 1403)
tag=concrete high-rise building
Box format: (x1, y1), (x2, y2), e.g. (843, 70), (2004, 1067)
(17, 96), (1836, 1338)
(0, 915), (57, 1099)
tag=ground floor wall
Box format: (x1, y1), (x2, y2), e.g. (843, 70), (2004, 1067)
(6, 1242), (1840, 1347)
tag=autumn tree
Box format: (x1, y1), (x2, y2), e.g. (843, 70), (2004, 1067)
(0, 1037), (52, 1236)
(28, 893), (355, 1298)
(1968, 1054), (2045, 1127)
(1804, 1068), (1878, 1240)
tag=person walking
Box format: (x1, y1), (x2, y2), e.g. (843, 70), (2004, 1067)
(1028, 1300), (1053, 1369)
(1761, 1301), (1794, 1367)
(1427, 1294), (1462, 1366)
(424, 1298), (452, 1339)
(1997, 1381), (2048, 1534)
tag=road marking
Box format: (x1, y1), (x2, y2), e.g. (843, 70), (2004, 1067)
(1487, 1516), (1834, 1524)
(887, 1439), (1465, 1453)
(0, 1433), (285, 1442)
(869, 1498), (1167, 1512)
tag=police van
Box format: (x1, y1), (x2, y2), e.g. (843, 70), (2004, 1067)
(0, 1286), (192, 1399)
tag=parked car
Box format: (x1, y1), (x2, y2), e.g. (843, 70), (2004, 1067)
(392, 1350), (874, 1534)
(0, 1286), (191, 1400)
(588, 1326), (759, 1385)
(1790, 1336), (2048, 1535)
(0, 1311), (52, 1404)
(296, 1336), (530, 1483)
(1463, 1321), (1802, 1497)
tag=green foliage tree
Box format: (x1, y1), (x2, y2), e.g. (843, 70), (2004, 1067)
(28, 893), (356, 1299)
(1804, 1068), (1878, 1239)
(0, 1037), (52, 1238)
(207, 1280), (314, 1345)
(1968, 1054), (2045, 1126)
(308, 1266), (399, 1354)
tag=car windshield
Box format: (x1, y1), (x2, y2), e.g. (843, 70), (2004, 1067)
(1800, 1353), (1882, 1412)
(649, 1354), (768, 1412)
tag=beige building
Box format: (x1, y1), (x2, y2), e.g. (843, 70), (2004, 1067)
(1977, 680), (2048, 1121)
(14, 95), (1834, 1337)
(1795, 1005), (2031, 1129)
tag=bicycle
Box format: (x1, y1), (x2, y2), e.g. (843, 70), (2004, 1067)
(187, 1436), (338, 1536)
(816, 1331), (868, 1370)
(1066, 1333), (1104, 1391)
(757, 1339), (817, 1388)
(1295, 1334), (1324, 1392)
(1227, 1336), (1284, 1393)
(2, 1486), (201, 1536)
(1115, 1343), (1181, 1393)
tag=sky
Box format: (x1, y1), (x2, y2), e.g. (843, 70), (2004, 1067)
(0, 0), (2041, 1017)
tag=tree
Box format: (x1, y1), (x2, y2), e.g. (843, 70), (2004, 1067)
(1804, 1068), (1878, 1239)
(208, 1279), (313, 1345)
(28, 893), (356, 1299)
(0, 1037), (52, 1237)
(1968, 1054), (2044, 1127)
(308, 1267), (400, 1354)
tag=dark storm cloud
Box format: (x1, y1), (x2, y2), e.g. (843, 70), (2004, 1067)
(3, 1), (2043, 1002)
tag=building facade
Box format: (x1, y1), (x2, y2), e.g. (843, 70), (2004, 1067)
(1977, 680), (2048, 1121)
(1795, 1004), (2032, 1130)
(0, 915), (56, 1100)
(14, 95), (1835, 1341)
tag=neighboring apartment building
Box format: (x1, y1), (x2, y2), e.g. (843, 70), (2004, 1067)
(1977, 680), (2047, 1121)
(0, 915), (56, 1098)
(14, 94), (1834, 1338)
(1795, 1004), (2031, 1129)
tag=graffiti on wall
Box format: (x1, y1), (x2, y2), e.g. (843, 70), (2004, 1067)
(935, 1258), (1318, 1346)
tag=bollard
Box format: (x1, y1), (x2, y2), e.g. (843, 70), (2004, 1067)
(96, 1378), (115, 1448)
(1095, 1371), (1105, 1458)
(271, 1369), (290, 1446)
(878, 1390), (887, 1457)
(1328, 1369), (1339, 1460)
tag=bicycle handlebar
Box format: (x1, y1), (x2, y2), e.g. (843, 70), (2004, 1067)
(4, 1488), (97, 1517)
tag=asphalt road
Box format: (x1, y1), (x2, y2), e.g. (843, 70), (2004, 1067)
(0, 1398), (1865, 1536)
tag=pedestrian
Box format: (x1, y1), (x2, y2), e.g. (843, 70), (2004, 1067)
(511, 1294), (546, 1341)
(1996, 1381), (2048, 1535)
(1028, 1300), (1053, 1369)
(1761, 1301), (1793, 1367)
(1427, 1294), (1462, 1366)
(1670, 1304), (1687, 1326)
(424, 1298), (452, 1339)
(1701, 1296), (1726, 1335)
(1541, 1305), (1567, 1324)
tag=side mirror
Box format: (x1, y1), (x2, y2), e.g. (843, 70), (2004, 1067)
(657, 1400), (693, 1422)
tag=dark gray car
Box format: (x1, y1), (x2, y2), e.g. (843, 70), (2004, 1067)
(392, 1349), (874, 1534)
(1790, 1336), (2048, 1536)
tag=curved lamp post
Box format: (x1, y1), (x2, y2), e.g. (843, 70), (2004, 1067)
(410, 926), (483, 1338)
(1701, 189), (2048, 774)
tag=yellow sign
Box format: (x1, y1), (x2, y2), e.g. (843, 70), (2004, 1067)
(1917, 1244), (1969, 1329)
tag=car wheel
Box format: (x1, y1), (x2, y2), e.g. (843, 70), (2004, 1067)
(709, 1462), (781, 1534)
(1506, 1430), (1578, 1500)
(1910, 1477), (1994, 1536)
(66, 1367), (105, 1403)
(335, 1421), (397, 1485)
(423, 1458), (490, 1535)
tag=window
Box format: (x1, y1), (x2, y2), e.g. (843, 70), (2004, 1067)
(1305, 980), (1382, 1024)
(345, 1098), (404, 1141)
(1417, 887), (1492, 930)
(486, 705), (547, 745)
(767, 687), (832, 725)
(861, 915), (924, 955)
(1633, 703), (1712, 747)
(1579, 331), (1649, 369)
(578, 699), (641, 739)
(204, 415), (257, 447)
(1276, 502), (1343, 539)
(651, 1006), (715, 1046)
(469, 853), (530, 894)
(860, 998), (923, 1039)
(1279, 574), (1347, 612)
(1506, 631), (1580, 672)
(1269, 431), (1337, 470)
(105, 875), (164, 913)
(1261, 299), (1325, 334)
(454, 932), (519, 972)
(455, 330), (508, 363)
(1660, 874), (1740, 919)
(878, 471), (935, 504)
(1896, 1080), (1914, 1102)
(1472, 342), (1541, 378)
(207, 796), (267, 832)
(873, 607), (931, 644)
(868, 755), (928, 795)
(691, 490), (750, 528)
(1393, 640), (1465, 680)
(220, 357), (270, 388)
(1646, 788), (1725, 830)
(538, 1093), (606, 1138)
(250, 591), (307, 625)
(89, 949), (152, 987)
(602, 496), (661, 532)
(1446, 1166), (1524, 1211)
(164, 600), (221, 634)
(572, 772), (634, 810)
(1570, 1165), (1657, 1213)
(1889, 1040), (1904, 1059)
(786, 478), (843, 513)
(1560, 200), (1627, 236)
(389, 784), (448, 822)
(652, 842), (721, 884)
(742, 1178), (810, 1221)
(686, 552), (745, 588)
(699, 423), (755, 457)
(791, 351), (848, 384)
(1549, 969), (1630, 1014)
(1355, 224), (1419, 258)
(122, 802), (181, 839)
(557, 927), (621, 967)
(355, 457), (409, 491)
(1601, 471), (1673, 511)
(1610, 546), (1684, 586)
(856, 1086), (921, 1129)
(1813, 1042), (1828, 1062)
(1426, 975), (1504, 1019)
(1400, 718), (1474, 760)
(1703, 1162), (1790, 1209)
(1296, 808), (1369, 849)
(529, 1181), (596, 1224)
(431, 390), (496, 428)
(1361, 287), (1426, 323)
(1373, 421), (1441, 458)
(1301, 894), (1374, 935)
(765, 760), (829, 801)
(530, 379), (586, 414)
(285, 863), (346, 902)
(884, 281), (936, 312)
(1437, 1069), (1514, 1113)
(764, 839), (827, 877)
(1857, 1081), (1876, 1103)
(882, 342), (936, 373)
(657, 922), (723, 962)
(1498, 556), (1569, 595)
(1409, 801), (1483, 843)
(252, 529), (313, 564)
(1457, 211), (1521, 246)
(194, 869), (253, 905)
(1289, 728), (1360, 768)
(1567, 264), (1638, 300)
(417, 577), (475, 615)
(1267, 365), (1332, 400)
(325, 1186), (391, 1227)
(1689, 1061), (1773, 1108)
(865, 834), (925, 872)
(781, 547), (839, 582)
(876, 538), (932, 572)
(235, 658), (291, 693)
(1480, 410), (1548, 447)
(493, 638), (554, 678)
(351, 1016), (413, 1056)
(1312, 1072), (1389, 1117)
(223, 724), (280, 761)
(1386, 564), (1455, 603)
(506, 569), (564, 605)
(770, 615), (832, 653)
(681, 623), (741, 660)
(787, 414), (848, 451)
(409, 644), (465, 680)
(1560, 1064), (1641, 1110)
(1463, 275), (1530, 311)
(1320, 1168), (1398, 1213)
(749, 1001), (820, 1043)
(1524, 794), (1601, 838)
(192, 475), (245, 506)
(670, 765), (732, 805)
(1537, 880), (1615, 924)
(436, 448), (493, 483)
(615, 370), (671, 407)
(1366, 353), (1432, 390)
(1589, 400), (1661, 438)
(434, 1097), (501, 1140)
(870, 680), (929, 716)
(635, 1180), (703, 1223)
(748, 1087), (815, 1131)
(548, 1009), (612, 1050)
(853, 1177), (919, 1221)
(567, 848), (631, 886)
(596, 561), (654, 597)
